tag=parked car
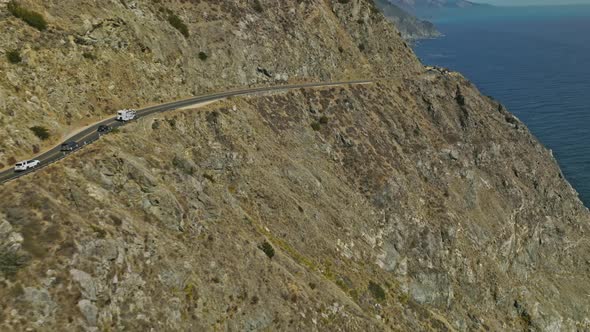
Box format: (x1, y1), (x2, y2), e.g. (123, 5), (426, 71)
(14, 159), (40, 172)
(97, 125), (111, 134)
(60, 141), (79, 151)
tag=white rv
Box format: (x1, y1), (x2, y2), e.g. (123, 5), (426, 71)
(14, 159), (40, 171)
(116, 109), (137, 122)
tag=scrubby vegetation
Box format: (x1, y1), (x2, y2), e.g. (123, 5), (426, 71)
(368, 281), (386, 301)
(311, 116), (329, 131)
(82, 52), (97, 61)
(259, 240), (275, 259)
(514, 300), (533, 329)
(456, 87), (466, 106)
(203, 173), (215, 183)
(167, 12), (189, 37)
(0, 251), (27, 277)
(6, 50), (22, 64)
(7, 1), (48, 31)
(198, 51), (208, 61)
(156, 6), (189, 37)
(29, 126), (50, 140)
(252, 0), (264, 13)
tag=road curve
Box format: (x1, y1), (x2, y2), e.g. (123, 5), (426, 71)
(0, 79), (373, 185)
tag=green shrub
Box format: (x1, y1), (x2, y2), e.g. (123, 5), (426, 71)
(29, 126), (50, 140)
(0, 251), (28, 277)
(514, 300), (533, 328)
(203, 172), (215, 182)
(319, 115), (329, 124)
(368, 281), (386, 301)
(456, 86), (466, 106)
(6, 50), (22, 64)
(252, 0), (264, 13)
(456, 93), (466, 106)
(198, 51), (208, 61)
(259, 240), (275, 259)
(172, 155), (194, 175)
(167, 12), (189, 37)
(82, 52), (97, 61)
(311, 122), (321, 131)
(167, 117), (177, 127)
(7, 1), (48, 31)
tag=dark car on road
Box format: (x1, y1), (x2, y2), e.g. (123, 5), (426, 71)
(60, 141), (79, 151)
(97, 125), (111, 134)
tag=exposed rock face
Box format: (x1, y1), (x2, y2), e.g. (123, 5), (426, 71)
(374, 0), (441, 40)
(1, 74), (590, 330)
(1, 0), (589, 332)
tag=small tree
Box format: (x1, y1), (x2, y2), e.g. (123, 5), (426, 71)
(0, 251), (28, 277)
(30, 126), (50, 140)
(368, 281), (386, 301)
(167, 12), (189, 37)
(198, 51), (208, 61)
(259, 240), (275, 259)
(6, 50), (22, 64)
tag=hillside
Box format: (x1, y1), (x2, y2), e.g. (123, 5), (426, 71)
(1, 0), (590, 331)
(0, 0), (419, 167)
(374, 0), (441, 40)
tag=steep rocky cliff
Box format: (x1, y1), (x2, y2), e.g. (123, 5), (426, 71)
(374, 0), (441, 40)
(1, 1), (589, 332)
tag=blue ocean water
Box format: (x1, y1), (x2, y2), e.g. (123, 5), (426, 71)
(414, 5), (590, 206)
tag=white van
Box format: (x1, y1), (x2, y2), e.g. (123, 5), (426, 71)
(14, 159), (40, 171)
(116, 109), (137, 122)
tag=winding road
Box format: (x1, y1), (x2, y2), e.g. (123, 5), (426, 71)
(0, 80), (372, 185)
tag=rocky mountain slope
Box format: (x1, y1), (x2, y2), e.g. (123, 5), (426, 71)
(0, 0), (419, 167)
(1, 0), (590, 331)
(374, 0), (441, 40)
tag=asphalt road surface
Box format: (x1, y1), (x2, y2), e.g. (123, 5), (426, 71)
(0, 80), (372, 185)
